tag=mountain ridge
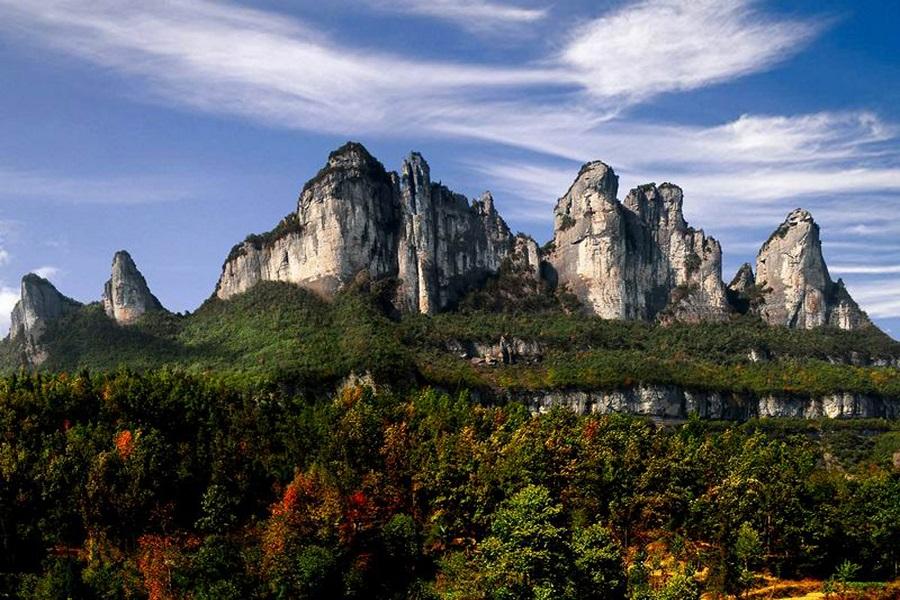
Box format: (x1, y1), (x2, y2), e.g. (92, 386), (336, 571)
(0, 142), (890, 421)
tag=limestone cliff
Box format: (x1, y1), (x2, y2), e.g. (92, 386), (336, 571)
(102, 251), (164, 325)
(547, 162), (728, 322)
(756, 209), (869, 330)
(395, 153), (519, 313)
(729, 263), (756, 296)
(217, 143), (523, 313)
(9, 274), (81, 365)
(217, 143), (400, 300)
(212, 143), (874, 332)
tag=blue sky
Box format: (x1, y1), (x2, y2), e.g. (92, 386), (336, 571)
(1, 0), (899, 335)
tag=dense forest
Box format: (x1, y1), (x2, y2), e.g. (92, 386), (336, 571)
(1, 369), (899, 599)
(3, 282), (900, 598)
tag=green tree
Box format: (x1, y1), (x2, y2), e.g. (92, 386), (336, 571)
(481, 485), (569, 600)
(571, 524), (625, 599)
(734, 522), (762, 596)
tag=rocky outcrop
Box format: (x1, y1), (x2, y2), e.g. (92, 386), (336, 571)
(102, 251), (164, 325)
(9, 274), (81, 365)
(217, 143), (525, 313)
(212, 143), (876, 333)
(729, 263), (756, 295)
(446, 337), (544, 366)
(519, 385), (900, 420)
(547, 163), (729, 322)
(217, 143), (400, 300)
(756, 209), (869, 330)
(395, 153), (520, 313)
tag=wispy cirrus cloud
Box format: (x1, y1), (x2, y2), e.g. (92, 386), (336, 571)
(0, 0), (824, 139)
(562, 0), (825, 102)
(361, 0), (548, 30)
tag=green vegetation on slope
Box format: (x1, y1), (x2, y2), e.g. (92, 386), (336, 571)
(2, 281), (900, 399)
(0, 371), (898, 598)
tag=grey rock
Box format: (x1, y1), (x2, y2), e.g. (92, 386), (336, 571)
(756, 209), (870, 330)
(102, 251), (164, 325)
(216, 143), (527, 313)
(729, 262), (756, 294)
(547, 164), (729, 323)
(9, 274), (81, 365)
(447, 336), (543, 365)
(518, 385), (899, 420)
(217, 142), (400, 300)
(395, 152), (517, 313)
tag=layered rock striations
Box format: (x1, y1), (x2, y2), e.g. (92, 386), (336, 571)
(102, 251), (164, 325)
(9, 274), (82, 365)
(546, 162), (729, 322)
(217, 143), (527, 313)
(755, 209), (869, 330)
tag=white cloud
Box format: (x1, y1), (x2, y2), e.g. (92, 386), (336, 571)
(562, 0), (823, 101)
(0, 0), (823, 142)
(362, 0), (547, 29)
(0, 248), (9, 266)
(0, 283), (19, 337)
(32, 266), (60, 280)
(0, 0), (567, 138)
(830, 265), (900, 275)
(841, 281), (900, 319)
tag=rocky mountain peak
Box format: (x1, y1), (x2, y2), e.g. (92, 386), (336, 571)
(562, 161), (618, 209)
(729, 263), (756, 294)
(301, 141), (392, 199)
(9, 274), (81, 365)
(476, 191), (496, 215)
(624, 183), (688, 231)
(756, 209), (869, 330)
(102, 250), (164, 325)
(209, 143), (875, 333)
(326, 141), (383, 171)
(549, 166), (728, 322)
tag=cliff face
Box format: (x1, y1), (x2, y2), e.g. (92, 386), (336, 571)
(756, 209), (869, 330)
(102, 251), (164, 325)
(9, 274), (81, 365)
(217, 143), (400, 300)
(212, 143), (870, 332)
(547, 163), (728, 322)
(217, 144), (522, 313)
(395, 153), (519, 313)
(521, 386), (899, 420)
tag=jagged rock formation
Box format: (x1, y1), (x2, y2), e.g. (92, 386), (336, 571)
(726, 262), (757, 315)
(9, 274), (81, 365)
(217, 143), (400, 300)
(395, 152), (526, 313)
(215, 145), (871, 331)
(547, 162), (729, 322)
(102, 251), (164, 325)
(756, 209), (869, 330)
(217, 143), (528, 314)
